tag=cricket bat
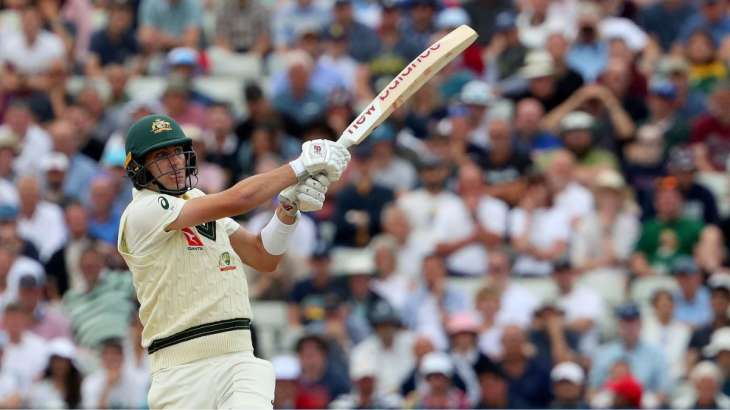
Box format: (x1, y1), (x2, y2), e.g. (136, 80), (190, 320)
(337, 24), (478, 148)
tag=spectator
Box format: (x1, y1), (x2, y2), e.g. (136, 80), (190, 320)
(589, 303), (670, 405)
(497, 325), (552, 408)
(0, 100), (53, 178)
(656, 56), (707, 119)
(671, 257), (713, 329)
(458, 80), (495, 149)
(638, 0), (696, 51)
(26, 338), (82, 409)
(488, 249), (539, 329)
(287, 250), (341, 327)
(678, 0), (730, 45)
(16, 274), (70, 340)
(510, 173), (572, 277)
(473, 285), (503, 359)
(510, 52), (564, 112)
(685, 30), (727, 95)
(160, 75), (206, 129)
(447, 312), (495, 405)
(272, 50), (328, 135)
(402, 0), (438, 51)
(513, 98), (561, 151)
(367, 124), (417, 193)
(41, 153), (70, 205)
(667, 147), (720, 225)
(674, 361), (730, 408)
(483, 11), (526, 82)
(643, 78), (691, 152)
(528, 300), (579, 367)
(272, 355), (301, 409)
(62, 245), (135, 349)
(433, 162), (509, 277)
(272, 0), (328, 50)
(550, 361), (589, 408)
(0, 334), (21, 408)
(472, 117), (533, 207)
(544, 31), (586, 105)
(691, 79), (730, 171)
(0, 131), (19, 207)
(329, 0), (379, 62)
(640, 288), (691, 383)
(402, 254), (468, 349)
(631, 177), (705, 276)
(0, 5), (64, 75)
(406, 351), (470, 409)
(332, 343), (403, 409)
(0, 234), (45, 305)
(81, 338), (146, 409)
(546, 150), (595, 224)
(295, 333), (350, 408)
(516, 0), (570, 49)
(474, 360), (510, 408)
(567, 2), (609, 82)
(703, 327), (730, 395)
(554, 111), (619, 185)
(370, 235), (412, 310)
(16, 175), (66, 262)
(571, 169), (639, 275)
(47, 118), (99, 204)
(137, 0), (202, 52)
(45, 202), (92, 298)
(688, 274), (730, 365)
(85, 176), (121, 246)
(2, 302), (49, 394)
(86, 0), (138, 75)
(0, 204), (40, 261)
(214, 0), (271, 54)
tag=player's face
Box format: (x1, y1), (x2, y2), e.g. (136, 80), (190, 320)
(145, 145), (187, 192)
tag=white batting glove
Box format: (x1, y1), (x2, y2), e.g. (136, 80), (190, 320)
(278, 174), (331, 216)
(289, 139), (351, 182)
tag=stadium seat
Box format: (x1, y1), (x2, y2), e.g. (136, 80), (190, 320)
(251, 300), (294, 359)
(629, 275), (679, 307)
(578, 268), (627, 307)
(447, 276), (486, 307)
(193, 76), (246, 115)
(126, 76), (168, 100)
(513, 276), (558, 303)
(206, 47), (263, 83)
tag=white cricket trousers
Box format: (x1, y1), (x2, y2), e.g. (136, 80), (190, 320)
(147, 351), (275, 409)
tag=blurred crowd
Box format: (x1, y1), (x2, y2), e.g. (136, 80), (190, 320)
(0, 0), (729, 408)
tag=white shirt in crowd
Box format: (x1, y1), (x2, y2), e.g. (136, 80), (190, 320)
(554, 182), (595, 223)
(26, 380), (66, 409)
(509, 206), (571, 276)
(81, 368), (148, 409)
(0, 179), (18, 207)
(397, 189), (461, 253)
(0, 29), (64, 75)
(558, 285), (604, 354)
(372, 157), (418, 193)
(478, 325), (504, 360)
(0, 371), (18, 404)
(372, 275), (412, 311)
(18, 201), (67, 262)
(496, 283), (539, 328)
(350, 331), (415, 396)
(3, 331), (48, 394)
(571, 211), (640, 268)
(0, 125), (53, 178)
(641, 314), (691, 384)
(432, 195), (509, 276)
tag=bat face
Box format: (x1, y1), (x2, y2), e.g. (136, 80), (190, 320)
(338, 25), (478, 148)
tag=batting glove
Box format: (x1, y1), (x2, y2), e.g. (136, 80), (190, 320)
(289, 139), (351, 182)
(278, 174), (331, 216)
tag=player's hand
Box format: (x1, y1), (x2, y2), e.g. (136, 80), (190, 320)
(289, 139), (351, 182)
(278, 174), (330, 215)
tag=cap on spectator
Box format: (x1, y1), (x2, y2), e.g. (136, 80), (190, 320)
(607, 375), (643, 408)
(460, 80), (496, 106)
(330, 248), (376, 276)
(420, 352), (454, 377)
(656, 56), (689, 76)
(704, 327), (730, 357)
(709, 273), (730, 294)
(551, 362), (585, 384)
(655, 175), (680, 192)
(670, 256), (699, 276)
(649, 78), (678, 100)
(19, 274), (43, 289)
(350, 352), (377, 380)
(295, 22), (322, 39)
(519, 52), (556, 79)
(48, 338), (76, 360)
(559, 111), (595, 134)
(41, 152), (70, 172)
(495, 11), (517, 31)
(167, 47), (198, 67)
(0, 205), (18, 221)
(272, 355), (301, 380)
(436, 7), (470, 30)
(368, 300), (401, 326)
(615, 302), (641, 320)
(690, 361), (723, 383)
(667, 147), (696, 172)
(0, 130), (20, 153)
(417, 154), (447, 170)
(446, 312), (480, 335)
(595, 169), (626, 190)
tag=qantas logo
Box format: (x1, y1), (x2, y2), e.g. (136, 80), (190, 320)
(181, 227), (204, 248)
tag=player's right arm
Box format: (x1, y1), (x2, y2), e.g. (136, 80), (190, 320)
(166, 140), (350, 231)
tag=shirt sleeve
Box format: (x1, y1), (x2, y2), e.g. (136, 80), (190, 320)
(222, 217), (241, 236)
(121, 193), (186, 254)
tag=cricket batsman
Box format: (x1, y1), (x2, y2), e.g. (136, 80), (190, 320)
(117, 114), (350, 409)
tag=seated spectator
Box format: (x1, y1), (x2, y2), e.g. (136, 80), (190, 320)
(554, 111), (618, 185)
(16, 274), (70, 340)
(402, 255), (468, 349)
(622, 125), (669, 210)
(688, 274), (730, 366)
(550, 361), (589, 409)
(45, 202), (93, 298)
(546, 150), (595, 224)
(81, 338), (147, 409)
(370, 235), (413, 310)
(510, 174), (571, 277)
(630, 177), (705, 276)
(272, 355), (301, 409)
(0, 205), (40, 261)
(272, 0), (328, 50)
(213, 0), (271, 54)
(458, 80), (495, 150)
(433, 163), (508, 277)
(567, 3), (609, 82)
(26, 338), (82, 409)
(137, 0), (201, 53)
(47, 118), (99, 205)
(202, 103), (241, 183)
(2, 303), (49, 394)
(642, 78), (691, 151)
(16, 176), (66, 262)
(515, 0), (568, 50)
(640, 288), (691, 383)
(368, 124), (417, 193)
(589, 303), (670, 405)
(474, 360), (510, 409)
(41, 153), (70, 205)
(287, 250), (341, 328)
(86, 0), (138, 75)
(272, 51), (328, 135)
(528, 300), (580, 367)
(671, 257), (712, 328)
(703, 327), (730, 396)
(62, 245), (135, 349)
(0, 240), (45, 306)
(351, 300), (415, 396)
(667, 147), (720, 225)
(513, 98), (561, 151)
(571, 169), (639, 275)
(331, 350), (403, 409)
(691, 80), (730, 171)
(0, 100), (52, 178)
(295, 333), (350, 408)
(497, 325), (552, 408)
(86, 177), (121, 246)
(674, 361), (730, 409)
(160, 75), (206, 129)
(0, 5), (64, 75)
(679, 3), (730, 63)
(510, 53), (564, 112)
(406, 352), (470, 409)
(483, 12), (526, 82)
(487, 249), (539, 329)
(473, 285), (503, 359)
(447, 312), (495, 405)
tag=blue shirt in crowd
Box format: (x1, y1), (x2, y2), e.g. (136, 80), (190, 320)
(674, 286), (712, 328)
(589, 340), (671, 394)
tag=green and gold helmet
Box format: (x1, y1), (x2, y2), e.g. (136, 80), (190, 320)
(124, 114), (197, 195)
